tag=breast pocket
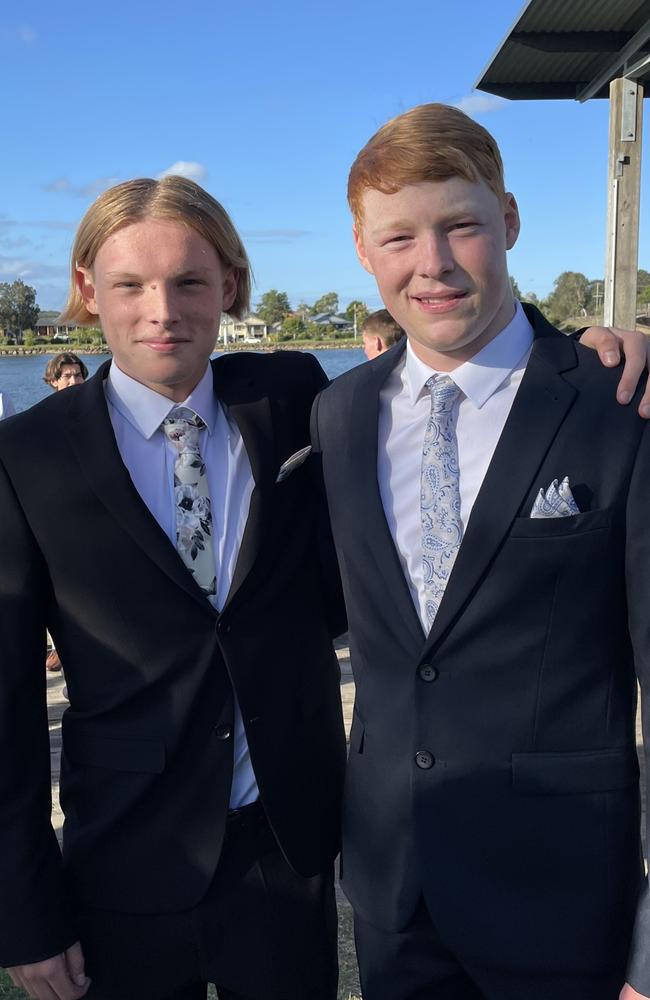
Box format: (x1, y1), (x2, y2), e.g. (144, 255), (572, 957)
(509, 508), (610, 539)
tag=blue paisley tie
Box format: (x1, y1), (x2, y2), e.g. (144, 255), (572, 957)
(161, 407), (217, 597)
(421, 375), (463, 628)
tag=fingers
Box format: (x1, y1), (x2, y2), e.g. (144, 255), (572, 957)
(7, 948), (90, 1000)
(65, 941), (90, 992)
(579, 326), (621, 367)
(579, 326), (650, 418)
(616, 335), (650, 416)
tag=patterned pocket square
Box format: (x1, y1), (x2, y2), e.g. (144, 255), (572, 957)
(275, 445), (312, 483)
(530, 476), (580, 518)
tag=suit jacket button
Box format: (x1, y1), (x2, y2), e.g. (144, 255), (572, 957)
(415, 750), (435, 769)
(418, 664), (438, 682)
(217, 620), (231, 635)
(215, 726), (232, 740)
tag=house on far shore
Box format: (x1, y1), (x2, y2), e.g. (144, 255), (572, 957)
(219, 313), (269, 344)
(35, 311), (83, 341)
(309, 312), (353, 334)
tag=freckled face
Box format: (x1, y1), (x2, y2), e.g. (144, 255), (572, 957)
(354, 177), (520, 370)
(77, 218), (237, 400)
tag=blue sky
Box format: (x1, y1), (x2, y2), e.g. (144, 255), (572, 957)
(1, 0), (646, 314)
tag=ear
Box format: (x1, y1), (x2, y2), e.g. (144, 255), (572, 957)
(353, 223), (374, 276)
(222, 268), (238, 313)
(503, 193), (520, 251)
(76, 266), (100, 316)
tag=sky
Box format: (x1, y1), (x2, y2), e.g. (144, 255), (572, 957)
(0, 0), (647, 315)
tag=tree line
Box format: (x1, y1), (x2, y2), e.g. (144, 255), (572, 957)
(512, 270), (650, 326)
(254, 290), (370, 340)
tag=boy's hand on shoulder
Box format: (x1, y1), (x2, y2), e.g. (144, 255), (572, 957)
(579, 325), (650, 418)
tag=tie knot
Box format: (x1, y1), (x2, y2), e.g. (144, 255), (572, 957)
(426, 374), (460, 415)
(161, 407), (206, 453)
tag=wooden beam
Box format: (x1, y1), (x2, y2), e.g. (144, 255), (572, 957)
(604, 78), (644, 329)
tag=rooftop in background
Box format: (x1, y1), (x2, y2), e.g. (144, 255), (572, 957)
(475, 0), (650, 101)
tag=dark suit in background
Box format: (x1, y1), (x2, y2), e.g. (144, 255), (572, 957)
(0, 351), (346, 998)
(312, 305), (650, 998)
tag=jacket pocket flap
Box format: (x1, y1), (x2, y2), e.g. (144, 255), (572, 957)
(64, 732), (166, 773)
(512, 747), (638, 795)
(510, 508), (610, 538)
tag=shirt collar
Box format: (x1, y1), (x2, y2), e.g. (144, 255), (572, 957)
(105, 362), (218, 440)
(404, 299), (534, 409)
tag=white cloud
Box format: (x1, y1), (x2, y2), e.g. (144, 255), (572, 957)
(157, 161), (207, 182)
(453, 93), (506, 115)
(0, 255), (67, 280)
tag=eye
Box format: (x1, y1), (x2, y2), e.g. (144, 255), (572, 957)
(179, 278), (206, 287)
(114, 281), (141, 289)
(450, 221), (479, 232)
(382, 234), (412, 247)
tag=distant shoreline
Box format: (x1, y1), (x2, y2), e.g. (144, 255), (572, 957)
(0, 340), (362, 358)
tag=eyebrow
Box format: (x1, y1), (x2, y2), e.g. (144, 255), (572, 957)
(369, 208), (483, 239)
(104, 267), (215, 279)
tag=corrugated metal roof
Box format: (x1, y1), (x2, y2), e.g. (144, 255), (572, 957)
(476, 0), (650, 100)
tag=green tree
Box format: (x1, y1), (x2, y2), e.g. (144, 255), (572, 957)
(637, 269), (650, 291)
(543, 271), (591, 325)
(0, 279), (40, 340)
(510, 276), (522, 299)
(522, 291), (540, 306)
(312, 291), (339, 315)
(256, 289), (291, 326)
(344, 300), (369, 329)
(280, 315), (307, 339)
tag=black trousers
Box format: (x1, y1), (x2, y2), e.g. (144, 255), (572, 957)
(354, 898), (625, 1000)
(76, 802), (338, 1000)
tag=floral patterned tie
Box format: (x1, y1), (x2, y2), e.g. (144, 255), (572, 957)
(161, 407), (216, 597)
(421, 375), (463, 628)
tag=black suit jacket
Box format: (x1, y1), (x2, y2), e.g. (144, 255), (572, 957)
(0, 351), (346, 967)
(312, 306), (650, 989)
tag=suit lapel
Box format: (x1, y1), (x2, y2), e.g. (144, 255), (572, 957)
(421, 317), (579, 657)
(210, 358), (275, 607)
(62, 362), (215, 611)
(350, 343), (427, 647)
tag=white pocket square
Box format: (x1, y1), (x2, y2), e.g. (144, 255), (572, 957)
(530, 477), (580, 518)
(275, 445), (312, 483)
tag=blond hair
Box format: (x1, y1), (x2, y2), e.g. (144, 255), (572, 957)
(60, 176), (251, 324)
(361, 309), (404, 348)
(348, 103), (506, 228)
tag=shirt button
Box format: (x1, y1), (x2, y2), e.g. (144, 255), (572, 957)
(418, 664), (439, 682)
(415, 750), (435, 770)
(215, 726), (232, 741)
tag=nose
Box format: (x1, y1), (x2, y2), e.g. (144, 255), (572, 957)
(147, 283), (180, 327)
(417, 232), (454, 279)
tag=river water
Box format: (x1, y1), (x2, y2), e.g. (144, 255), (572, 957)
(0, 348), (366, 414)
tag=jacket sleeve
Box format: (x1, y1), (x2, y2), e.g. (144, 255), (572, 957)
(0, 456), (76, 966)
(624, 417), (650, 993)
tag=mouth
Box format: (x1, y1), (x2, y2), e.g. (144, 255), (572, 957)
(139, 339), (189, 354)
(411, 291), (468, 314)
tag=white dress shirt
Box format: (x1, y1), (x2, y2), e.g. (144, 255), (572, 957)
(378, 301), (534, 632)
(105, 362), (258, 808)
(0, 391), (16, 420)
